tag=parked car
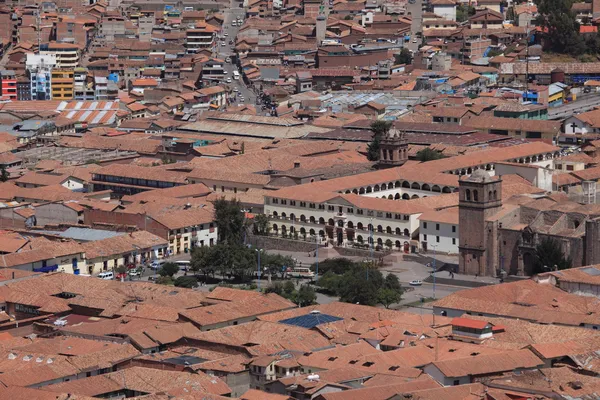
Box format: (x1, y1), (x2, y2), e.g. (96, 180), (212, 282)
(128, 270), (141, 277)
(98, 271), (114, 280)
(409, 280), (423, 286)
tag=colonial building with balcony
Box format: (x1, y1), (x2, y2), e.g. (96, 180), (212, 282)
(264, 189), (428, 251)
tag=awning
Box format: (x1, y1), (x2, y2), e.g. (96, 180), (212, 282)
(33, 265), (59, 273)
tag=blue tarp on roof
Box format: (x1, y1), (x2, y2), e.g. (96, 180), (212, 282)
(279, 312), (343, 329)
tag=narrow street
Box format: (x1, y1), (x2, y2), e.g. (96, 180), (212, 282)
(220, 1), (257, 105)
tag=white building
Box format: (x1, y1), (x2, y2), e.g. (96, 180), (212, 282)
(264, 190), (426, 251)
(418, 208), (459, 254)
(431, 0), (457, 21)
(26, 54), (57, 101)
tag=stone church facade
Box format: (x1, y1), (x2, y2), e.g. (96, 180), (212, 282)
(459, 170), (600, 277)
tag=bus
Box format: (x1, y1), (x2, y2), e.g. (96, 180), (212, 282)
(233, 71), (240, 80)
(286, 267), (314, 279)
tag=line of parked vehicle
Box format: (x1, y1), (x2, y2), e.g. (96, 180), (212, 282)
(96, 260), (191, 280)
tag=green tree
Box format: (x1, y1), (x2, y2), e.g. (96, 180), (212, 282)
(310, 257), (356, 275)
(159, 262), (180, 277)
(384, 273), (402, 291)
(0, 165), (8, 182)
(456, 4), (475, 22)
(293, 284), (317, 306)
(174, 276), (199, 288)
(253, 214), (270, 236)
(157, 276), (174, 285)
(534, 0), (584, 55)
(367, 121), (392, 162)
(265, 281), (284, 295)
(533, 238), (572, 274)
(506, 6), (515, 21)
(394, 48), (412, 65)
(337, 264), (384, 306)
(115, 265), (128, 274)
(377, 287), (402, 308)
(283, 280), (296, 297)
(416, 148), (445, 161)
(214, 198), (246, 244)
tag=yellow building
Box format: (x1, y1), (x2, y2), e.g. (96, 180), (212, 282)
(51, 69), (74, 100)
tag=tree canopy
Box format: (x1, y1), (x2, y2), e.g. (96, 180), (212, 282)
(316, 260), (402, 307)
(191, 244), (258, 281)
(0, 166), (8, 182)
(534, 0), (584, 55)
(416, 148), (445, 161)
(214, 198), (247, 244)
(394, 48), (412, 65)
(533, 237), (572, 274)
(159, 262), (179, 277)
(367, 121), (393, 161)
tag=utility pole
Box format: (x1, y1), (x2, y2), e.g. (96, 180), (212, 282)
(525, 19), (530, 101)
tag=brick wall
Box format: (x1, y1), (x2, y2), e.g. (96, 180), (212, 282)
(84, 209), (168, 239)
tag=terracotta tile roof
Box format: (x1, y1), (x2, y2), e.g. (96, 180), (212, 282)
(240, 389), (293, 400)
(427, 349), (543, 378)
(180, 293), (295, 328)
(188, 320), (332, 355)
(418, 207), (458, 225)
(315, 377), (440, 400)
(432, 279), (600, 326)
(44, 366), (231, 397)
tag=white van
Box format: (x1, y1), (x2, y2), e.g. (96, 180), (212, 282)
(98, 272), (114, 280)
(150, 260), (165, 270)
(176, 260), (191, 271)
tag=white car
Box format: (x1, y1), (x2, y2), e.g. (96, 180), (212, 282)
(225, 57), (231, 63)
(129, 270), (141, 277)
(233, 87), (239, 92)
(221, 42), (226, 46)
(409, 280), (423, 286)
(226, 78), (232, 83)
(224, 32), (229, 36)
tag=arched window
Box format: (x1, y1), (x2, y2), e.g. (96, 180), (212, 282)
(386, 226), (392, 234)
(347, 221), (354, 229)
(309, 216), (316, 223)
(404, 228), (409, 236)
(473, 190), (479, 202)
(273, 211), (278, 217)
(396, 227), (401, 235)
(319, 217), (325, 224)
(489, 191), (492, 200)
(493, 190), (497, 200)
(328, 218), (334, 226)
(357, 222), (364, 230)
(300, 215), (306, 222)
(281, 212), (287, 219)
(309, 229), (315, 235)
(289, 213), (296, 221)
(465, 189), (471, 201)
(377, 225), (383, 232)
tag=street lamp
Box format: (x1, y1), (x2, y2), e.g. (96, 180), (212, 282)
(255, 249), (262, 291)
(431, 244), (438, 299)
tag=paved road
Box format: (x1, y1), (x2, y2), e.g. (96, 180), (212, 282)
(220, 1), (257, 106)
(549, 93), (600, 120)
(406, 0), (423, 52)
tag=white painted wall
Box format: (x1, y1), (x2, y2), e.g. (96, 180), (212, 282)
(419, 220), (458, 254)
(433, 4), (457, 20)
